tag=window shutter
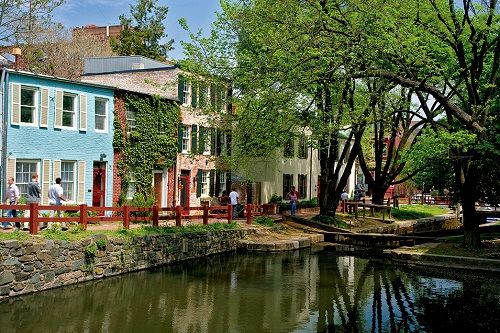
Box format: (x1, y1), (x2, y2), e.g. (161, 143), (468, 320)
(6, 158), (16, 180)
(11, 83), (20, 125)
(41, 159), (51, 205)
(79, 94), (87, 131)
(53, 160), (61, 179)
(199, 82), (206, 107)
(77, 161), (86, 203)
(216, 130), (222, 156)
(210, 128), (216, 155)
(177, 124), (184, 152)
(54, 90), (63, 128)
(215, 171), (221, 197)
(177, 76), (184, 104)
(191, 125), (198, 153)
(40, 88), (49, 127)
(226, 172), (231, 193)
(191, 82), (197, 107)
(196, 170), (202, 197)
(209, 170), (215, 197)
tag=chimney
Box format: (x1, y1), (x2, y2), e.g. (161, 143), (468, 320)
(12, 47), (21, 71)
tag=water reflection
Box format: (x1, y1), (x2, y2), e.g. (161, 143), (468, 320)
(1, 247), (500, 333)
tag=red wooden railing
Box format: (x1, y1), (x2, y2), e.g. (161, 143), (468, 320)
(0, 203), (267, 235)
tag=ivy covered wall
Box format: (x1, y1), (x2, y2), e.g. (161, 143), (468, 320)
(113, 92), (180, 204)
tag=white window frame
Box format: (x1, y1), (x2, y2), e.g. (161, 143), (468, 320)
(219, 132), (227, 155)
(201, 170), (210, 196)
(62, 93), (77, 129)
(20, 86), (38, 126)
(181, 126), (190, 153)
(94, 97), (108, 132)
(203, 131), (211, 155)
(15, 160), (39, 197)
(182, 80), (190, 105)
(61, 161), (76, 201)
(127, 171), (136, 199)
(126, 108), (136, 134)
(219, 172), (226, 193)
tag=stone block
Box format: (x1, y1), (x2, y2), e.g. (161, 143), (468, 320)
(2, 240), (20, 249)
(2, 257), (20, 266)
(44, 271), (55, 282)
(45, 240), (54, 250)
(0, 271), (14, 285)
(30, 273), (40, 284)
(0, 285), (10, 296)
(72, 259), (85, 271)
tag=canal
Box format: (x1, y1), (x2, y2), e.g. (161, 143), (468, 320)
(1, 246), (499, 333)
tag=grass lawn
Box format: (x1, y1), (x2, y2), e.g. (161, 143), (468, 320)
(391, 204), (449, 220)
(0, 223), (240, 242)
(402, 232), (500, 259)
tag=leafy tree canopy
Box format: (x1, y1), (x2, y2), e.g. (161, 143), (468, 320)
(111, 0), (173, 61)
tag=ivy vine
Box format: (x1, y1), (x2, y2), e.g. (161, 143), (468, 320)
(113, 93), (180, 204)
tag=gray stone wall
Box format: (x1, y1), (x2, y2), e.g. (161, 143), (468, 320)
(0, 230), (247, 300)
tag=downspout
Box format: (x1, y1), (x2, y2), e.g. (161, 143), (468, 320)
(0, 68), (7, 202)
(309, 146), (313, 200)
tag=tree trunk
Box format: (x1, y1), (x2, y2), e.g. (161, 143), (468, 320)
(371, 183), (389, 205)
(455, 161), (481, 249)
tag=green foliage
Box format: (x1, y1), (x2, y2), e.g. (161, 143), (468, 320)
(95, 238), (107, 250)
(391, 205), (448, 220)
(312, 215), (349, 229)
(110, 0), (173, 60)
(115, 94), (180, 205)
(268, 194), (282, 204)
(253, 216), (276, 227)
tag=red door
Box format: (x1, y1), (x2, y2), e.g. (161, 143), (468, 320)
(154, 173), (163, 206)
(92, 162), (106, 206)
(180, 172), (190, 213)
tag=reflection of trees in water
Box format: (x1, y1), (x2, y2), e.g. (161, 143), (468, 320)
(2, 250), (500, 333)
(316, 256), (420, 333)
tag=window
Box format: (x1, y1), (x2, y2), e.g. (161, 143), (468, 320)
(298, 174), (307, 199)
(200, 170), (210, 196)
(181, 126), (190, 153)
(95, 98), (108, 132)
(126, 108), (136, 133)
(219, 172), (226, 194)
(202, 129), (211, 155)
(20, 86), (37, 125)
(61, 161), (75, 201)
(219, 132), (227, 155)
(182, 80), (190, 105)
(283, 174), (293, 198)
(62, 93), (76, 128)
(15, 161), (38, 197)
(284, 138), (294, 158)
(298, 136), (308, 159)
(127, 172), (136, 199)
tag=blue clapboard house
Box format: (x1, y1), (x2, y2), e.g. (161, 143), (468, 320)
(0, 69), (114, 207)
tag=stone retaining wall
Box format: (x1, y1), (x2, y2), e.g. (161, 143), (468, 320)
(0, 230), (247, 300)
(359, 214), (460, 234)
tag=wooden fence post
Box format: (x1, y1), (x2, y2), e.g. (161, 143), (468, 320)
(29, 203), (38, 235)
(362, 198), (366, 218)
(79, 204), (87, 230)
(203, 205), (209, 225)
(153, 205), (159, 227)
(175, 205), (182, 227)
(246, 204), (253, 225)
(123, 205), (130, 230)
(227, 204), (233, 223)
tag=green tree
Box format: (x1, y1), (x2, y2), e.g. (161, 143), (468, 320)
(0, 0), (63, 44)
(345, 0), (499, 248)
(110, 0), (173, 60)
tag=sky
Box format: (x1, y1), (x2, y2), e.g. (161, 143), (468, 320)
(52, 0), (221, 60)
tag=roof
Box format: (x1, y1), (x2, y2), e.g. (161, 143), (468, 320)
(4, 68), (115, 91)
(84, 56), (175, 75)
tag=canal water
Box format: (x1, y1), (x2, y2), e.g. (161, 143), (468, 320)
(1, 246), (500, 333)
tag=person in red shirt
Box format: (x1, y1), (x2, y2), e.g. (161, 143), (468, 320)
(287, 186), (300, 216)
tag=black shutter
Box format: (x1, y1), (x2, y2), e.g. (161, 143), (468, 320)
(216, 130), (222, 156)
(177, 124), (184, 152)
(191, 125), (198, 153)
(191, 82), (198, 107)
(196, 170), (203, 197)
(199, 82), (206, 107)
(215, 171), (221, 197)
(209, 170), (215, 197)
(178, 76), (184, 104)
(210, 128), (216, 155)
(210, 83), (216, 109)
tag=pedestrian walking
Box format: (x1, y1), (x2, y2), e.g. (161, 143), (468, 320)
(48, 177), (67, 230)
(23, 173), (42, 230)
(3, 177), (20, 230)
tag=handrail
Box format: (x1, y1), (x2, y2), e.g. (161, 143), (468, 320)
(0, 203), (265, 235)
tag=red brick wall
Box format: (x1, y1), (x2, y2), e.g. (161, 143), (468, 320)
(112, 93), (127, 205)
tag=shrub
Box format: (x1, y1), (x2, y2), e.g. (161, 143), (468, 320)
(269, 194), (283, 204)
(254, 216), (276, 227)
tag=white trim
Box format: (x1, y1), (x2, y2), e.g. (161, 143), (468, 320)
(19, 85), (38, 127)
(94, 97), (108, 133)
